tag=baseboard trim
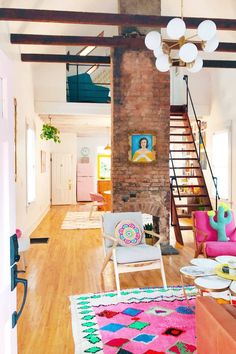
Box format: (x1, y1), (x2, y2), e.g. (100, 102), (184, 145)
(26, 205), (50, 237)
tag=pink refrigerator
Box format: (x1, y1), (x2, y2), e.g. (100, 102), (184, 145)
(76, 163), (95, 201)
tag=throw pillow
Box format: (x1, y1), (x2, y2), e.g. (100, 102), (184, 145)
(115, 220), (143, 246)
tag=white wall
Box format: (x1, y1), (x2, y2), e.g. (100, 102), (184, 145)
(77, 135), (109, 191)
(51, 133), (77, 204)
(204, 69), (236, 213)
(0, 21), (51, 237)
(170, 67), (211, 116)
(14, 62), (51, 236)
(33, 63), (66, 103)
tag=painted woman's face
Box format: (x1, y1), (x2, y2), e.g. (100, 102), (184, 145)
(140, 139), (147, 148)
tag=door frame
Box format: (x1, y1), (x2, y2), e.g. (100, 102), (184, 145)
(0, 49), (17, 354)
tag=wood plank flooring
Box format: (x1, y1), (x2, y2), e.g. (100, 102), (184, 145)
(17, 204), (195, 354)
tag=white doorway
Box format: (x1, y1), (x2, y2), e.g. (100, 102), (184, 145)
(0, 52), (17, 353)
(51, 153), (74, 205)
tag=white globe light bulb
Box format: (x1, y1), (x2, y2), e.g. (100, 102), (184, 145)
(187, 56), (203, 73)
(145, 31), (161, 50)
(155, 54), (170, 72)
(198, 20), (217, 41)
(203, 35), (219, 53)
(179, 43), (198, 63)
(153, 45), (164, 58)
(167, 18), (186, 40)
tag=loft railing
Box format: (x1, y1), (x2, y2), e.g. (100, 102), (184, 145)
(183, 75), (219, 209)
(66, 63), (110, 103)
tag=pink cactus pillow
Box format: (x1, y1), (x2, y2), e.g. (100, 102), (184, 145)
(115, 220), (143, 246)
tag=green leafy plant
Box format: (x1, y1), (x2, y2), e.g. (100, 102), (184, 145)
(40, 123), (61, 143)
(143, 223), (153, 238)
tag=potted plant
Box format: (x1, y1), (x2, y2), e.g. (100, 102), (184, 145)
(40, 123), (61, 143)
(143, 223), (153, 245)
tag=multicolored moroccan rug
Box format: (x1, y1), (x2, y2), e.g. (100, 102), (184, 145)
(70, 286), (197, 354)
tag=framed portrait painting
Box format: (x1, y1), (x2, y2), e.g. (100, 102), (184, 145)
(128, 132), (156, 163)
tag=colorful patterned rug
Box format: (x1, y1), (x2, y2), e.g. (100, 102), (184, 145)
(70, 286), (197, 354)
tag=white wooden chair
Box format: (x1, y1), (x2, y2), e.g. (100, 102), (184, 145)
(101, 212), (167, 296)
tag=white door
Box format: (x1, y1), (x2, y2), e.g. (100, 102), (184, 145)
(51, 153), (73, 205)
(0, 52), (17, 353)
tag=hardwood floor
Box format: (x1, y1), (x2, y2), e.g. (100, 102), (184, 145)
(17, 204), (195, 354)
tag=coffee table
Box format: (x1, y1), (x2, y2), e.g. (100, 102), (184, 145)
(230, 281), (236, 296)
(180, 257), (236, 306)
(179, 263), (215, 308)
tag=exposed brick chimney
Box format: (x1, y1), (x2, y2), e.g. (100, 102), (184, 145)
(111, 48), (170, 243)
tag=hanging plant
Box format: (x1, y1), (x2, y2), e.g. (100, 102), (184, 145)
(40, 123), (61, 143)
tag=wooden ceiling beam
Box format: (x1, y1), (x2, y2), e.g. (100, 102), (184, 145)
(11, 34), (144, 48)
(20, 53), (236, 68)
(166, 40), (236, 53)
(21, 53), (110, 64)
(203, 60), (236, 68)
(1, 8), (236, 30)
(11, 34), (236, 53)
(172, 60), (236, 68)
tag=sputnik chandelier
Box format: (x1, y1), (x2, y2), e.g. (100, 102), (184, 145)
(145, 0), (219, 73)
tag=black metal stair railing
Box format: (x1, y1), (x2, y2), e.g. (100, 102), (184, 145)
(169, 151), (181, 200)
(183, 75), (220, 210)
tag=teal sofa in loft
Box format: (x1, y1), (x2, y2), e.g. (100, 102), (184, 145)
(67, 73), (110, 103)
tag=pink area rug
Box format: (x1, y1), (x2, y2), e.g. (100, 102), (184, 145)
(70, 286), (197, 354)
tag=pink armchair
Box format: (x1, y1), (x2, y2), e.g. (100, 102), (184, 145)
(89, 193), (106, 219)
(192, 210), (236, 258)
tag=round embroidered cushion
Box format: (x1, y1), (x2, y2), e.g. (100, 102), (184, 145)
(115, 220), (143, 246)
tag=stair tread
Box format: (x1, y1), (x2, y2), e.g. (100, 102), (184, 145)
(170, 126), (190, 129)
(173, 194), (208, 198)
(177, 214), (192, 218)
(170, 158), (199, 160)
(170, 141), (194, 144)
(171, 175), (203, 178)
(170, 105), (187, 112)
(173, 185), (206, 188)
(175, 204), (211, 207)
(170, 133), (192, 136)
(180, 226), (193, 230)
(170, 118), (187, 121)
(170, 150), (196, 152)
(170, 167), (201, 169)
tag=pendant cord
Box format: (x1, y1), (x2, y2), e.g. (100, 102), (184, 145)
(181, 0), (183, 19)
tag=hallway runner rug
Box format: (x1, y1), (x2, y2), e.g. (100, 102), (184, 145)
(69, 286), (197, 354)
(61, 211), (104, 229)
(61, 212), (153, 230)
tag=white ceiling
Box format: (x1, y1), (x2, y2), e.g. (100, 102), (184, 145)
(1, 0), (235, 134)
(40, 114), (111, 136)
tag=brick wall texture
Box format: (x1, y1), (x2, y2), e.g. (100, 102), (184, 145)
(111, 48), (170, 243)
